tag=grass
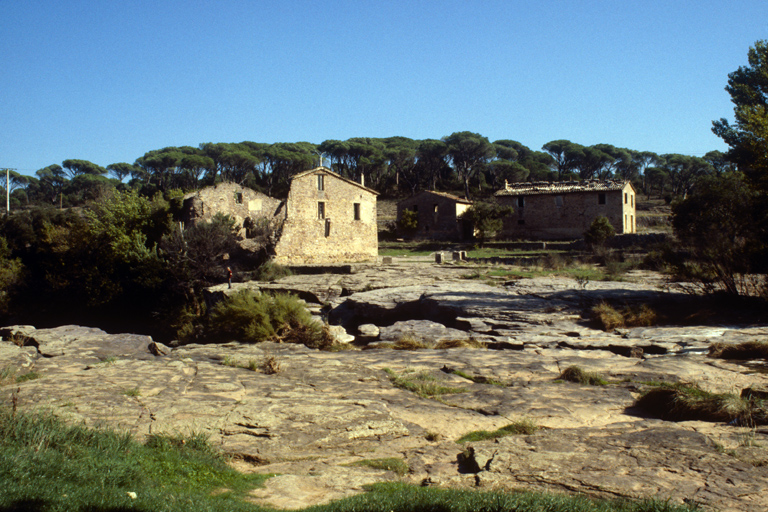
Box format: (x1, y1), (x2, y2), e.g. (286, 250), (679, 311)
(15, 372), (40, 383)
(384, 368), (466, 399)
(0, 408), (701, 512)
(456, 419), (539, 443)
(559, 366), (608, 386)
(303, 482), (700, 512)
(346, 457), (410, 476)
(591, 302), (657, 331)
(0, 408), (272, 512)
(709, 340), (768, 360)
(122, 387), (141, 397)
(634, 382), (768, 425)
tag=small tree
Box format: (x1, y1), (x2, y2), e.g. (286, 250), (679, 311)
(584, 216), (615, 248)
(397, 209), (419, 236)
(461, 200), (513, 247)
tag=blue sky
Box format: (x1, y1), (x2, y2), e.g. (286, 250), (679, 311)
(2, 0), (766, 176)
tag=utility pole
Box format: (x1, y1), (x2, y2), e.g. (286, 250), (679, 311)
(2, 168), (17, 213)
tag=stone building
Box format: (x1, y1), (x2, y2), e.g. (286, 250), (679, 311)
(272, 167), (379, 264)
(182, 168), (378, 265)
(396, 191), (473, 240)
(494, 180), (636, 240)
(182, 182), (283, 238)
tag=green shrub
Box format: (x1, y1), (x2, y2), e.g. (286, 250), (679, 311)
(384, 368), (466, 399)
(208, 290), (332, 347)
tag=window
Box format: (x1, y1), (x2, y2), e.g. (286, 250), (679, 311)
(235, 192), (243, 204)
(598, 193), (606, 205)
(517, 219), (525, 225)
(517, 196), (525, 208)
(317, 201), (325, 219)
(555, 195), (563, 207)
(353, 203), (361, 221)
(624, 192), (628, 204)
(631, 195), (634, 208)
(317, 174), (324, 191)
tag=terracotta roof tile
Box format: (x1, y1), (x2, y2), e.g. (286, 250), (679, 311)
(494, 180), (629, 196)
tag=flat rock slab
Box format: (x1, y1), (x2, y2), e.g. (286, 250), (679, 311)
(2, 272), (768, 511)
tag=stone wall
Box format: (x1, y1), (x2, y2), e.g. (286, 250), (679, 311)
(183, 182), (283, 238)
(396, 191), (472, 240)
(498, 184), (636, 240)
(273, 169), (378, 264)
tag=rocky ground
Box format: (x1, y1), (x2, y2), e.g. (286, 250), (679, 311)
(1, 262), (767, 511)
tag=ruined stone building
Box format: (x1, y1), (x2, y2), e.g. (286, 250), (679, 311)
(182, 182), (283, 239)
(396, 191), (473, 241)
(182, 167), (378, 265)
(494, 180), (636, 240)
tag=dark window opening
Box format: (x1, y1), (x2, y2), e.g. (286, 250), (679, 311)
(517, 196), (525, 208)
(598, 193), (606, 205)
(518, 219), (525, 225)
(318, 201), (325, 219)
(354, 203), (361, 220)
(235, 192), (243, 204)
(318, 174), (324, 191)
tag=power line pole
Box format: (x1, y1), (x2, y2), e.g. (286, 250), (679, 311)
(2, 168), (18, 213)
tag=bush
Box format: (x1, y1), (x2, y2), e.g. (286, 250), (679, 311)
(456, 420), (538, 443)
(208, 290), (332, 347)
(584, 216), (615, 248)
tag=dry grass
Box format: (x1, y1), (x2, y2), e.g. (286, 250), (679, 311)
(709, 340), (768, 360)
(635, 382), (767, 425)
(558, 366), (608, 386)
(591, 302), (657, 331)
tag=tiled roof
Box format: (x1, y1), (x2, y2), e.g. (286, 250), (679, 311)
(494, 180), (629, 197)
(397, 190), (472, 205)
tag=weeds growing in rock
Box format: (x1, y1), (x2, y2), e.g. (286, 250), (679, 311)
(384, 368), (466, 399)
(451, 369), (506, 386)
(591, 302), (657, 331)
(635, 382), (767, 425)
(709, 340), (768, 360)
(346, 457), (410, 476)
(15, 372), (39, 384)
(559, 366), (608, 386)
(392, 333), (428, 350)
(122, 388), (141, 397)
(259, 355), (283, 374)
(456, 419), (539, 443)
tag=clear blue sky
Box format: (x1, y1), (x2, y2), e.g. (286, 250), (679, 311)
(2, 0), (766, 176)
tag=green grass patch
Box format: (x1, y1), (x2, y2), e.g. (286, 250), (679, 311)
(384, 368), (466, 399)
(456, 419), (539, 443)
(15, 372), (40, 383)
(303, 482), (699, 512)
(122, 387), (141, 397)
(0, 408), (272, 512)
(635, 382), (768, 425)
(559, 366), (608, 386)
(346, 457), (410, 476)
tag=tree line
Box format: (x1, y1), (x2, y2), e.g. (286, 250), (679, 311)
(5, 135), (729, 209)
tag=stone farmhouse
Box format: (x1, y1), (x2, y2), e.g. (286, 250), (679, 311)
(396, 190), (474, 241)
(272, 167), (378, 264)
(494, 180), (636, 240)
(182, 167), (378, 265)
